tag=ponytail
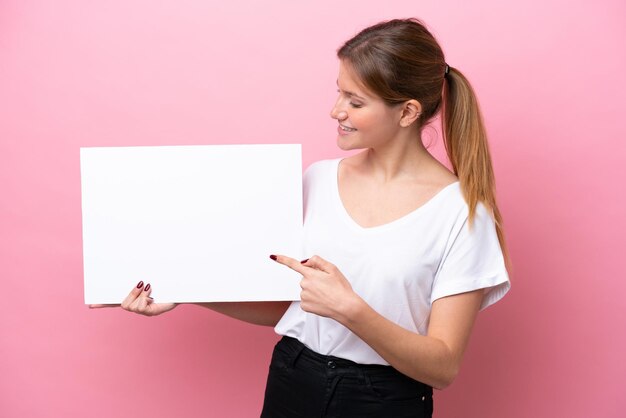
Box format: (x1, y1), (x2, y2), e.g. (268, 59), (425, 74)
(337, 18), (511, 273)
(442, 68), (511, 272)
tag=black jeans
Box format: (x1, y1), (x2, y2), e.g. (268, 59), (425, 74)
(260, 336), (433, 418)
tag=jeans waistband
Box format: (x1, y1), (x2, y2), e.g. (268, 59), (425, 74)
(270, 335), (433, 417)
(278, 335), (429, 380)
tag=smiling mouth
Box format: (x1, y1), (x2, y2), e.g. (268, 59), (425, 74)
(339, 124), (357, 132)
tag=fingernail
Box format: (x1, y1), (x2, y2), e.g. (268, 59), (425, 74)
(300, 259), (309, 264)
(144, 283), (151, 291)
(137, 281), (144, 288)
(269, 255), (277, 261)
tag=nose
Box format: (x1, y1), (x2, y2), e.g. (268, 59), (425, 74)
(330, 98), (348, 121)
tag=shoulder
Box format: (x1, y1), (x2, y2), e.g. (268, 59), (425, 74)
(303, 158), (340, 180)
(425, 182), (498, 236)
(443, 187), (495, 225)
(302, 159), (340, 199)
(423, 156), (459, 191)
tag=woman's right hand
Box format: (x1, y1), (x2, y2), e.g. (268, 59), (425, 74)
(89, 281), (178, 316)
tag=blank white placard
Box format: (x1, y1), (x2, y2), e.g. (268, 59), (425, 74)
(81, 144), (303, 304)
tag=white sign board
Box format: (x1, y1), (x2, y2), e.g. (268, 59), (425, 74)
(81, 144), (303, 304)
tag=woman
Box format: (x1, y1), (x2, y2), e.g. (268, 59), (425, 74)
(93, 18), (510, 418)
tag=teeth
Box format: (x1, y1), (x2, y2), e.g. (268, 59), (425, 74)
(340, 124), (356, 132)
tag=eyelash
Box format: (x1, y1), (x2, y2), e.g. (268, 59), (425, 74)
(336, 89), (363, 108)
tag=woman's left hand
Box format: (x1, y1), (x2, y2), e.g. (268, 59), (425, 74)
(270, 254), (361, 321)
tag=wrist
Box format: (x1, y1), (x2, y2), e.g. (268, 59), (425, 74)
(336, 292), (367, 326)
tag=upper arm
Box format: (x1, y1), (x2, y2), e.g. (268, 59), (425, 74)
(427, 289), (484, 365)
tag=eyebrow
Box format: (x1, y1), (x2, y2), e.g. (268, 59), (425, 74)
(336, 79), (367, 101)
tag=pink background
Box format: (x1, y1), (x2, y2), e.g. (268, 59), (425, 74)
(1, 1), (625, 417)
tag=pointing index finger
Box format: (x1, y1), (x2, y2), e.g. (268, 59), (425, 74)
(270, 254), (308, 275)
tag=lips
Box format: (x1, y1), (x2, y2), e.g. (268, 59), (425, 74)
(339, 123), (357, 132)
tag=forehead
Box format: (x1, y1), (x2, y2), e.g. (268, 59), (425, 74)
(337, 60), (378, 100)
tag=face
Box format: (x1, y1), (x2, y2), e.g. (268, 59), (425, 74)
(330, 60), (403, 151)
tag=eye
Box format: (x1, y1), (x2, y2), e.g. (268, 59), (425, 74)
(336, 89), (363, 108)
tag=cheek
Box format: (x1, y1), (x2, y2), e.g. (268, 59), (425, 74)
(357, 114), (394, 137)
(350, 110), (378, 131)
(350, 104), (397, 133)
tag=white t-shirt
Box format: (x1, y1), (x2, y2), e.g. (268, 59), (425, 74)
(275, 158), (510, 365)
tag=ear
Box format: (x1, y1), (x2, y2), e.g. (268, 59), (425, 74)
(399, 100), (422, 127)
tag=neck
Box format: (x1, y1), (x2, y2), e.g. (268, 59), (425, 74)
(361, 130), (431, 182)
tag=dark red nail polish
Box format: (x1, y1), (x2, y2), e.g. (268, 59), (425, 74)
(300, 259), (309, 264)
(144, 284), (151, 291)
(270, 255), (277, 261)
(137, 281), (144, 288)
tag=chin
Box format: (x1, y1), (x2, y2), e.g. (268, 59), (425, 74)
(336, 136), (366, 151)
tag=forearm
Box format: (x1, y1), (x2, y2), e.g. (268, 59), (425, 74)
(339, 298), (468, 390)
(269, 254), (482, 388)
(193, 301), (291, 327)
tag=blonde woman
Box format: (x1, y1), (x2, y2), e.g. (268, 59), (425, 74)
(93, 18), (510, 418)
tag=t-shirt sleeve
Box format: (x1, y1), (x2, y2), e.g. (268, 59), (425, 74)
(301, 160), (328, 212)
(430, 202), (510, 310)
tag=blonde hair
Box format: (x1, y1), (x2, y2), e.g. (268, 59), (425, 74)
(338, 18), (511, 271)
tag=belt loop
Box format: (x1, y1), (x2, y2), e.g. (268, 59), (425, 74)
(288, 342), (306, 369)
(358, 368), (375, 392)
